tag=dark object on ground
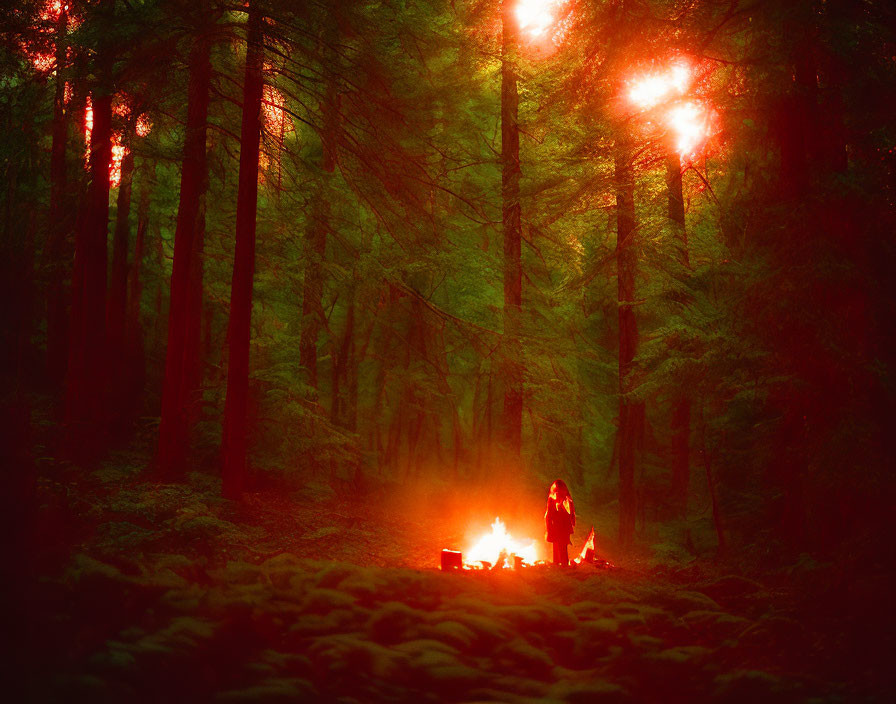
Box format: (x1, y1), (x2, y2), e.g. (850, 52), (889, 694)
(440, 549), (462, 570)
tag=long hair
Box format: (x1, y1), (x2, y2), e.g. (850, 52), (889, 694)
(550, 479), (571, 500)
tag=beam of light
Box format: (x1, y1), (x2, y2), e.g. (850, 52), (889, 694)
(667, 101), (710, 157)
(516, 0), (569, 39)
(628, 62), (691, 110)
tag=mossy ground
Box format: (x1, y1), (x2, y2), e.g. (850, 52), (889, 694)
(13, 443), (893, 702)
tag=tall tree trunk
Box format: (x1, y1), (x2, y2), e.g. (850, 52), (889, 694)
(615, 138), (642, 548)
(699, 401), (727, 555)
(666, 152), (692, 518)
(299, 25), (339, 394)
(222, 1), (264, 499)
(107, 146), (135, 437)
(64, 82), (112, 463)
(157, 33), (211, 478)
(501, 0), (522, 462)
(45, 6), (71, 392)
(779, 5), (818, 198)
(125, 170), (152, 423)
(331, 288), (355, 427)
(184, 194), (206, 433)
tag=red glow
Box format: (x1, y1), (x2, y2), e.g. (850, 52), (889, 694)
(83, 98), (130, 188)
(135, 114), (152, 138)
(39, 0), (65, 23)
(110, 134), (126, 189)
(30, 51), (56, 73)
(84, 96), (93, 164)
(112, 98), (131, 119)
(262, 84), (292, 139)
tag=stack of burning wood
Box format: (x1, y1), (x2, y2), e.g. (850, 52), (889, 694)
(440, 522), (613, 571)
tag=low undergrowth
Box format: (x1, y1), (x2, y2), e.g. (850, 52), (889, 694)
(13, 450), (892, 702)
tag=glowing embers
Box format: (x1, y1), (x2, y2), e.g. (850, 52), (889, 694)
(516, 0), (571, 40)
(465, 517), (538, 569)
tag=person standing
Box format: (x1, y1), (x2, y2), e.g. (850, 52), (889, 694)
(545, 479), (575, 566)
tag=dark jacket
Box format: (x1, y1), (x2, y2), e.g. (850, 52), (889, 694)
(545, 497), (575, 545)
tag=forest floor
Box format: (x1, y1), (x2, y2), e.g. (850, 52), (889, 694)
(11, 420), (894, 703)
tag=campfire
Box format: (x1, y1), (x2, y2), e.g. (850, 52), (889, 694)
(441, 518), (613, 571)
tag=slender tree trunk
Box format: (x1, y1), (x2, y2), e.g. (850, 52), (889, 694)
(222, 1), (264, 499)
(107, 146), (135, 437)
(184, 194), (206, 432)
(157, 34), (211, 478)
(125, 171), (152, 422)
(501, 0), (523, 461)
(666, 152), (692, 518)
(45, 6), (71, 392)
(615, 138), (642, 548)
(779, 7), (818, 198)
(299, 26), (339, 393)
(699, 402), (727, 555)
(64, 81), (112, 462)
(331, 289), (355, 427)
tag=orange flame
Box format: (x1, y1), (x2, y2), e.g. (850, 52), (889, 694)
(572, 526), (595, 564)
(466, 518), (538, 568)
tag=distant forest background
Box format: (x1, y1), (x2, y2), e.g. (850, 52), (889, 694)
(1, 0), (894, 565)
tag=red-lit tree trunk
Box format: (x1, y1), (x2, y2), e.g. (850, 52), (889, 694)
(501, 0), (522, 462)
(107, 145), (135, 437)
(666, 153), (691, 518)
(615, 139), (642, 548)
(45, 5), (71, 392)
(124, 172), (152, 422)
(64, 83), (113, 462)
(299, 26), (339, 394)
(157, 35), (211, 478)
(221, 2), (264, 499)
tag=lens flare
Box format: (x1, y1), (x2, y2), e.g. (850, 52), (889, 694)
(628, 62), (691, 109)
(516, 0), (569, 39)
(667, 101), (709, 156)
